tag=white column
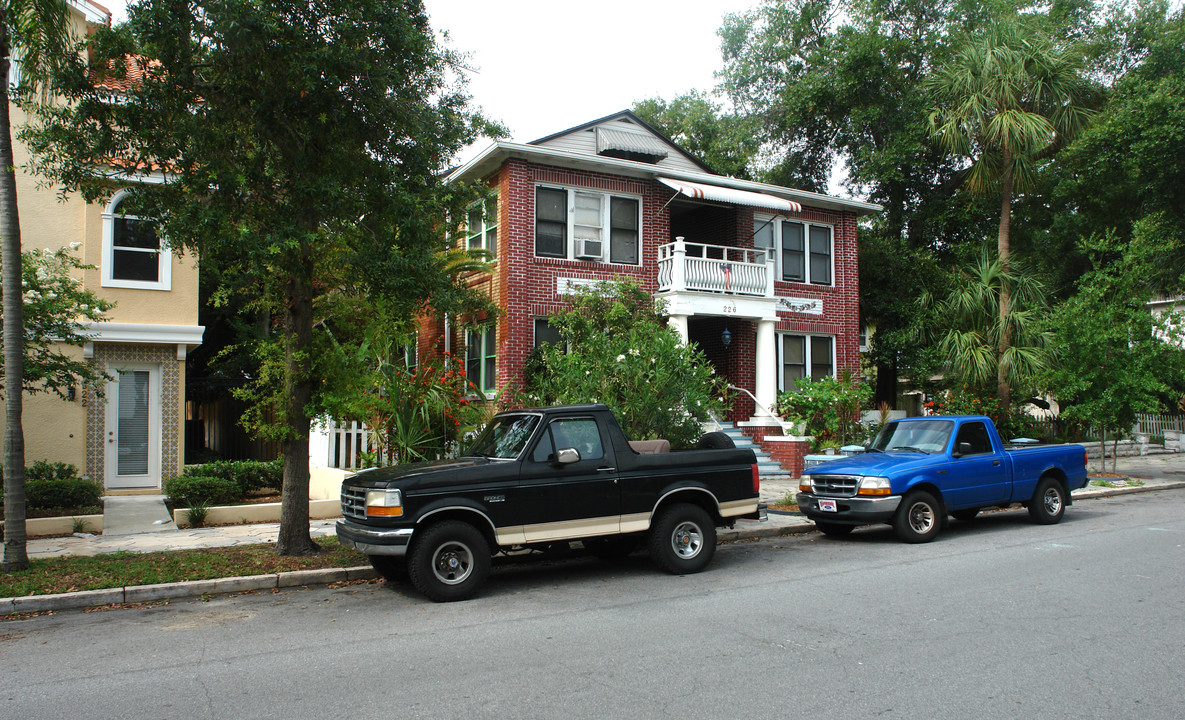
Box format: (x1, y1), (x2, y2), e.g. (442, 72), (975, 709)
(764, 247), (777, 298)
(671, 237), (688, 293)
(755, 319), (777, 417)
(668, 314), (689, 346)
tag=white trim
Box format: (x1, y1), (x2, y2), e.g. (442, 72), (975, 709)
(78, 321), (205, 346)
(777, 333), (836, 391)
(101, 188), (173, 291)
(774, 217), (835, 287)
(69, 0), (110, 24)
(449, 141), (882, 216)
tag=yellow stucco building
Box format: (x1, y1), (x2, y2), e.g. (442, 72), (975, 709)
(1, 0), (203, 491)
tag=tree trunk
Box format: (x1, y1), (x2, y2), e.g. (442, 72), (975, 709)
(276, 266), (318, 555)
(996, 155), (1013, 413)
(874, 356), (898, 409)
(1098, 438), (1106, 473)
(0, 29), (30, 572)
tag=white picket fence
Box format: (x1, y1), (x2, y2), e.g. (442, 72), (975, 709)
(310, 419), (374, 471)
(1135, 413), (1185, 437)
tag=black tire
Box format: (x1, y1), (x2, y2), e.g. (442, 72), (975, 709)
(950, 508), (980, 522)
(696, 431), (735, 449)
(815, 521), (854, 537)
(648, 503), (717, 574)
(368, 555), (406, 581)
(1029, 476), (1066, 525)
(584, 535), (641, 560)
(407, 521), (491, 602)
(893, 490), (943, 543)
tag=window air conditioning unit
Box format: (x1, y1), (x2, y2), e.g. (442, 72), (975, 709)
(575, 237), (604, 260)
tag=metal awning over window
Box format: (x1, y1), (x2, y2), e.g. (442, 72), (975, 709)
(659, 177), (803, 214)
(596, 128), (670, 162)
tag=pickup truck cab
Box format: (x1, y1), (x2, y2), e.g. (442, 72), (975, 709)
(336, 404), (762, 601)
(796, 415), (1089, 543)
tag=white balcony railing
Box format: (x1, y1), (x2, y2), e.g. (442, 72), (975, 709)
(657, 238), (774, 297)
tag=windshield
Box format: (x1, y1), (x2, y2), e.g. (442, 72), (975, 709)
(466, 414), (541, 460)
(870, 420), (954, 454)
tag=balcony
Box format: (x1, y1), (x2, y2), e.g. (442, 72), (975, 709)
(657, 239), (773, 297)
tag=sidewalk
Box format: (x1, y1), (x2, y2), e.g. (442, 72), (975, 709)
(8, 453), (1185, 614)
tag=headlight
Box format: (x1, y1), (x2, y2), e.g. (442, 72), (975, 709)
(799, 476), (814, 493)
(365, 489), (403, 517)
(857, 476), (891, 496)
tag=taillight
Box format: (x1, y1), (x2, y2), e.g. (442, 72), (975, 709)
(752, 463), (760, 494)
(1084, 450), (1088, 469)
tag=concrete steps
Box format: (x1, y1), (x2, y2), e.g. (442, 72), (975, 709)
(720, 425), (793, 478)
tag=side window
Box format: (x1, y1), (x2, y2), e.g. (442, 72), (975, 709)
(535, 186), (567, 258)
(531, 426), (555, 463)
(955, 422), (993, 455)
(542, 417), (604, 461)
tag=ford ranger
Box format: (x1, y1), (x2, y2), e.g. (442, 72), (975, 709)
(797, 415), (1089, 543)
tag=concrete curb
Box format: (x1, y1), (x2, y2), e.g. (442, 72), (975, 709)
(6, 482), (1184, 615)
(2, 566), (378, 615)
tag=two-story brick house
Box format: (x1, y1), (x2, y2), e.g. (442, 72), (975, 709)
(426, 111), (878, 441)
(1, 0), (204, 492)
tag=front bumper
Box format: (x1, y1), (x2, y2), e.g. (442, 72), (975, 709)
(796, 492), (902, 525)
(335, 519), (415, 557)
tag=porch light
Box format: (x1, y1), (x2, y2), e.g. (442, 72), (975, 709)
(721, 327), (732, 350)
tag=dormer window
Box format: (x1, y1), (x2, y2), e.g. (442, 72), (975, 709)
(102, 189), (172, 290)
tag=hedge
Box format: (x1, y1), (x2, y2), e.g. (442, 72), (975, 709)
(183, 459), (283, 496)
(25, 477), (103, 513)
(163, 475), (242, 507)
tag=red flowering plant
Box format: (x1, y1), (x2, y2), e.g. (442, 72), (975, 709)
(925, 386), (1039, 441)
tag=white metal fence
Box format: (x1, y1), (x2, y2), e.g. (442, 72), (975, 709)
(1135, 413), (1185, 437)
(314, 419), (374, 471)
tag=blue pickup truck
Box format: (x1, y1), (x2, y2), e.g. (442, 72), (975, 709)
(796, 415), (1089, 543)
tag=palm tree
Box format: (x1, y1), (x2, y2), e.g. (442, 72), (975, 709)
(924, 253), (1051, 397)
(927, 17), (1094, 410)
(1, 0), (73, 571)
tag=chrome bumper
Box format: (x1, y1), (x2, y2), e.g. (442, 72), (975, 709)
(335, 519), (414, 557)
(796, 492), (902, 524)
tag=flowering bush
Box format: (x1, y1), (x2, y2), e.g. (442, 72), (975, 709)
(924, 387), (1038, 441)
(775, 368), (871, 449)
(522, 279), (728, 449)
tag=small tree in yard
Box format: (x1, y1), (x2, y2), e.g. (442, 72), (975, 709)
(776, 368), (871, 450)
(1041, 236), (1185, 472)
(523, 279), (728, 450)
(24, 0), (500, 555)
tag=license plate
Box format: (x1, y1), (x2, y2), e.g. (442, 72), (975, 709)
(818, 499), (838, 512)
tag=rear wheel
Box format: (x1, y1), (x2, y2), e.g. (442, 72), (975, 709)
(408, 521), (491, 602)
(815, 521), (854, 537)
(893, 490), (942, 543)
(648, 503), (716, 574)
(1029, 476), (1066, 525)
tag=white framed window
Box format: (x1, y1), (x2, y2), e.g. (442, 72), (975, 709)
(778, 333), (834, 390)
(466, 194), (498, 259)
(534, 185), (640, 265)
(768, 218), (832, 286)
(399, 331), (418, 372)
(101, 189), (172, 290)
(533, 317), (563, 350)
(466, 324), (497, 396)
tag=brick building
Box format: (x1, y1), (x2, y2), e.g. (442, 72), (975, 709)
(433, 110), (878, 441)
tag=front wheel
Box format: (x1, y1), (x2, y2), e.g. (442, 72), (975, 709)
(1029, 476), (1066, 525)
(648, 503), (717, 574)
(893, 490), (942, 543)
(408, 521), (491, 602)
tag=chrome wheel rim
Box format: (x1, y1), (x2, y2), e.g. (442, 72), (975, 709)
(431, 541), (474, 586)
(671, 521), (704, 559)
(908, 501), (935, 534)
(1043, 487), (1063, 516)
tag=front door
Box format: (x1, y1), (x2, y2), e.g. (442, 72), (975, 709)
(105, 363), (162, 489)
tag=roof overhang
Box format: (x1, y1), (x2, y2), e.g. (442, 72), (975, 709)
(448, 141), (881, 216)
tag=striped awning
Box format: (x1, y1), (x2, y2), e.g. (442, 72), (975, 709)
(659, 177), (802, 214)
(596, 128), (670, 161)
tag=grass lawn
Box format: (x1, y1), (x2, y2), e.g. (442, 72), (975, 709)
(0, 538), (367, 598)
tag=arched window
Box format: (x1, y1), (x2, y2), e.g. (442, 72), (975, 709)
(102, 189), (172, 290)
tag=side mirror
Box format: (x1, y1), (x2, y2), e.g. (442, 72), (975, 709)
(556, 447), (581, 465)
(954, 442), (973, 457)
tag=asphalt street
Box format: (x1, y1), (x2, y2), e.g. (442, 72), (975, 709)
(3, 489), (1183, 719)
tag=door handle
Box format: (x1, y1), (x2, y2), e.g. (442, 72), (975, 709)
(992, 460), (1001, 466)
(596, 466), (616, 472)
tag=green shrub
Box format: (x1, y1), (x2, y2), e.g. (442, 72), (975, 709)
(25, 476), (103, 513)
(163, 475), (242, 507)
(186, 501), (210, 528)
(183, 459), (282, 495)
(26, 460), (79, 482)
